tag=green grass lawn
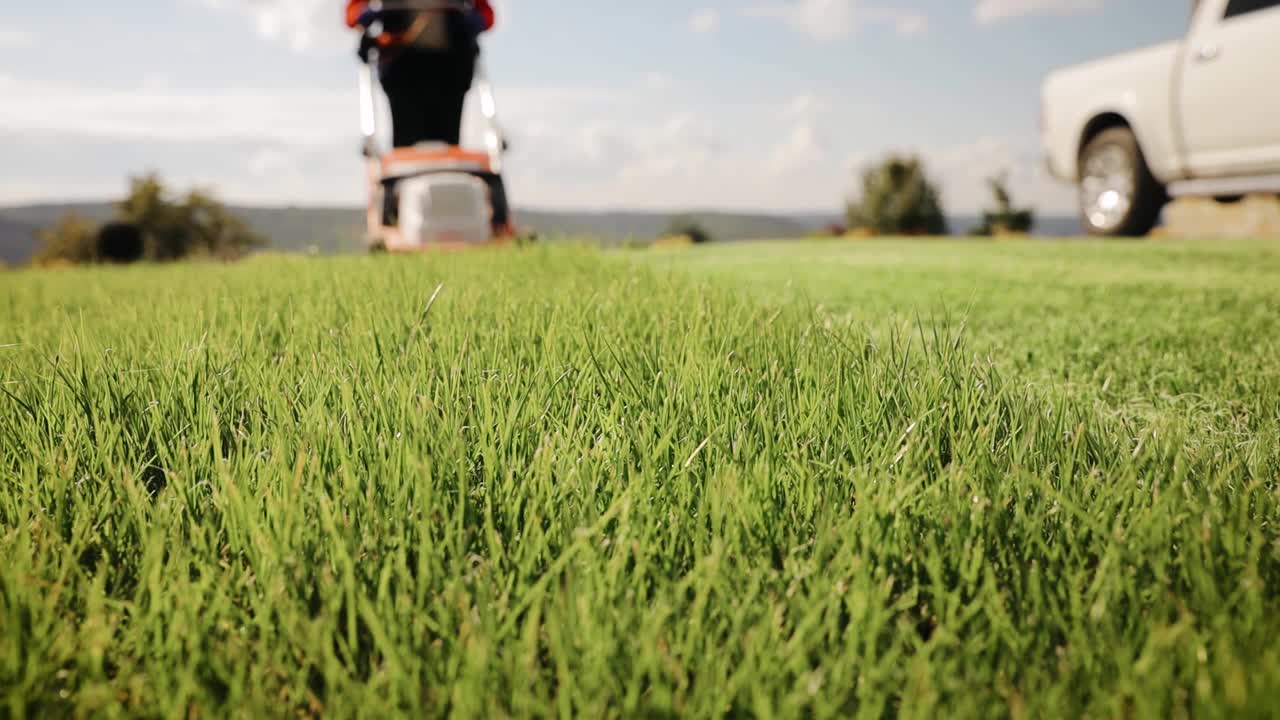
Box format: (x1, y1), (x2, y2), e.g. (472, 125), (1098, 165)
(2, 239), (1278, 718)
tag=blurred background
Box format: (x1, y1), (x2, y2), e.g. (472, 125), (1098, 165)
(0, 1), (1253, 262)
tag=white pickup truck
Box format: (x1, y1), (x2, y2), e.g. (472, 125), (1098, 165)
(1041, 0), (1280, 236)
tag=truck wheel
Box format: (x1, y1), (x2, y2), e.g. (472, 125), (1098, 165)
(1078, 127), (1166, 237)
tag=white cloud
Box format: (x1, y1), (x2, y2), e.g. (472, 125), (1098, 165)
(505, 110), (723, 189)
(893, 13), (930, 37)
(765, 92), (857, 182)
(248, 148), (295, 178)
(0, 129), (366, 207)
(0, 73), (353, 145)
(929, 137), (1050, 211)
(0, 49), (1072, 217)
(199, 0), (348, 52)
(0, 70), (632, 154)
(619, 113), (724, 180)
(768, 123), (828, 175)
(688, 8), (721, 34)
(0, 28), (37, 49)
(974, 0), (1105, 25)
(784, 93), (833, 121)
(641, 72), (677, 92)
(770, 94), (835, 175)
(745, 0), (930, 42)
(847, 137), (1075, 214)
(198, 0), (511, 52)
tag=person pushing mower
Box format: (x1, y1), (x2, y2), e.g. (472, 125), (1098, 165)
(346, 0), (515, 253)
(346, 0), (495, 148)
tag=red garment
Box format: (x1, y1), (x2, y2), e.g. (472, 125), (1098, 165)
(345, 1), (495, 33)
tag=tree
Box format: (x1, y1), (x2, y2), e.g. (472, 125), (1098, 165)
(116, 174), (182, 260)
(33, 173), (266, 265)
(97, 222), (145, 263)
(971, 171), (1035, 236)
(33, 213), (99, 266)
(663, 216), (712, 244)
(846, 155), (948, 236)
(180, 188), (267, 259)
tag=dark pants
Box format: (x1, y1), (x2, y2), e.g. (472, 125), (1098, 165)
(380, 47), (476, 148)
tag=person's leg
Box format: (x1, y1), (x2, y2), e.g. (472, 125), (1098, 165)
(380, 52), (433, 147)
(386, 95), (421, 148)
(382, 49), (476, 147)
(423, 50), (475, 146)
(428, 87), (467, 146)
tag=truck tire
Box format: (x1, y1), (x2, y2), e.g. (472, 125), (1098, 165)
(1078, 127), (1166, 237)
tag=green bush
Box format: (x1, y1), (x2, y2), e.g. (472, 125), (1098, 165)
(970, 172), (1035, 236)
(33, 212), (100, 266)
(33, 173), (266, 265)
(846, 154), (948, 236)
(664, 216), (713, 244)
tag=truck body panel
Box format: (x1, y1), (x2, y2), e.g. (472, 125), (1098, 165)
(1176, 3), (1280, 177)
(1042, 0), (1280, 193)
(1042, 42), (1184, 183)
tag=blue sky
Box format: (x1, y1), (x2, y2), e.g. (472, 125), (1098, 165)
(0, 1), (1186, 213)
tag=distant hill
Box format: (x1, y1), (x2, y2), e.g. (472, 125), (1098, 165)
(518, 208), (811, 245)
(0, 203), (817, 261)
(1, 201), (1084, 266)
(954, 214), (1084, 237)
(0, 203), (368, 257)
(0, 203), (118, 227)
(0, 216), (39, 266)
(789, 211), (1084, 238)
(0, 202), (365, 260)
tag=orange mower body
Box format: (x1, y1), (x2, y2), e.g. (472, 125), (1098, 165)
(364, 144), (516, 253)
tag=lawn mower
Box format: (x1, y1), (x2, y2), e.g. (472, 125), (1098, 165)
(357, 2), (515, 253)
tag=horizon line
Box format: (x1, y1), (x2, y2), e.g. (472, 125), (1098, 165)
(0, 197), (1080, 219)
